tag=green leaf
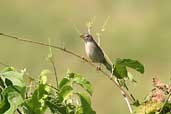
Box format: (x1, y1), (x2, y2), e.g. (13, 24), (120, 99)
(59, 78), (72, 89)
(1, 70), (25, 88)
(1, 67), (15, 73)
(46, 95), (68, 114)
(0, 67), (26, 113)
(67, 73), (93, 96)
(3, 87), (24, 114)
(40, 70), (50, 85)
(0, 93), (10, 114)
(115, 58), (144, 74)
(23, 72), (50, 114)
(114, 64), (128, 79)
(0, 68), (26, 98)
(0, 77), (5, 89)
(132, 100), (140, 106)
(46, 94), (78, 114)
(76, 93), (96, 114)
(59, 86), (73, 101)
(23, 84), (49, 114)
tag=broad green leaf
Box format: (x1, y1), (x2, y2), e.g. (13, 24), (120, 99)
(0, 94), (10, 114)
(76, 93), (96, 114)
(1, 70), (25, 88)
(1, 67), (15, 73)
(59, 86), (73, 101)
(46, 95), (77, 114)
(132, 100), (140, 107)
(40, 70), (50, 85)
(23, 84), (49, 114)
(0, 77), (5, 89)
(46, 96), (68, 114)
(3, 87), (24, 114)
(0, 68), (26, 98)
(67, 73), (93, 96)
(114, 64), (127, 79)
(0, 67), (26, 113)
(59, 78), (71, 89)
(23, 73), (50, 114)
(115, 58), (144, 74)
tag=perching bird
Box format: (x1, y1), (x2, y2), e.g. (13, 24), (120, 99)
(80, 33), (135, 98)
(80, 33), (112, 72)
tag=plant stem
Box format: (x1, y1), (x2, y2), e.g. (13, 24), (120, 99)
(121, 91), (133, 113)
(0, 61), (9, 67)
(49, 57), (59, 88)
(16, 109), (22, 114)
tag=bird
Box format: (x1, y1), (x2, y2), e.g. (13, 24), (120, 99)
(80, 33), (136, 100)
(80, 33), (112, 72)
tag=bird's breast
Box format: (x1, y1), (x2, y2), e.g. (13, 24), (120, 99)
(85, 41), (96, 57)
(84, 41), (104, 63)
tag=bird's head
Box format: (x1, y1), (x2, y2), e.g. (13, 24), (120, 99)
(80, 33), (93, 42)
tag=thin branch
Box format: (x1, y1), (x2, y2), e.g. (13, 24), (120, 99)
(47, 84), (59, 91)
(49, 58), (59, 88)
(16, 109), (22, 114)
(0, 32), (134, 103)
(114, 78), (133, 113)
(121, 91), (133, 113)
(0, 61), (9, 67)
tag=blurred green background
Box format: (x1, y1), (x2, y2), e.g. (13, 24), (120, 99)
(0, 0), (171, 113)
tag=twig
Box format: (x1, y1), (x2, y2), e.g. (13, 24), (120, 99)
(86, 16), (96, 34)
(114, 78), (133, 113)
(121, 91), (133, 113)
(0, 32), (134, 103)
(0, 61), (9, 67)
(49, 58), (58, 88)
(47, 84), (59, 91)
(16, 109), (22, 114)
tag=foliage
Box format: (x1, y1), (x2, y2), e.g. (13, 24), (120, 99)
(113, 58), (144, 80)
(0, 67), (95, 114)
(108, 58), (145, 90)
(133, 78), (171, 114)
(0, 60), (170, 114)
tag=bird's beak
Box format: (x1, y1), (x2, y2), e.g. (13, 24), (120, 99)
(80, 34), (84, 39)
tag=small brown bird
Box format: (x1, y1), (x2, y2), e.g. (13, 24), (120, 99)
(80, 33), (112, 71)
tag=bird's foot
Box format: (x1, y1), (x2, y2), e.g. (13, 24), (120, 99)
(96, 66), (101, 71)
(81, 56), (85, 60)
(81, 56), (89, 62)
